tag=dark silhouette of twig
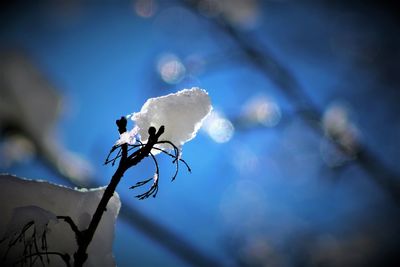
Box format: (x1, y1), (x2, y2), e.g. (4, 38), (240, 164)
(73, 118), (165, 266)
(110, 142), (192, 174)
(13, 252), (71, 267)
(32, 130), (224, 267)
(57, 216), (83, 243)
(0, 50), (225, 267)
(2, 221), (34, 257)
(72, 117), (202, 265)
(104, 144), (142, 165)
(130, 151), (160, 199)
(157, 140), (182, 181)
(2, 117), (221, 267)
(0, 219), (70, 267)
(153, 146), (192, 173)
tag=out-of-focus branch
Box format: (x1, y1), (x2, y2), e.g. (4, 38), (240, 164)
(182, 0), (400, 205)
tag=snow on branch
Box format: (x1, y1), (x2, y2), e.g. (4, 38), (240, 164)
(108, 88), (212, 199)
(0, 174), (121, 267)
(1, 88), (212, 267)
(119, 87), (212, 152)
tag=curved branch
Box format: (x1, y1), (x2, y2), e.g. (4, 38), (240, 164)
(156, 141), (180, 181)
(135, 152), (160, 200)
(57, 216), (82, 240)
(152, 147), (192, 173)
(104, 144), (144, 165)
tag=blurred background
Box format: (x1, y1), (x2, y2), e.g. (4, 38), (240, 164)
(1, 0), (400, 266)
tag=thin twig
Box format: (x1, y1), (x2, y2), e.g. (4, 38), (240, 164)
(135, 152), (160, 199)
(156, 141), (181, 180)
(13, 252), (71, 267)
(73, 120), (164, 267)
(152, 147), (191, 172)
(32, 230), (44, 266)
(57, 216), (82, 241)
(29, 117), (225, 266)
(3, 221), (34, 260)
(104, 144), (143, 165)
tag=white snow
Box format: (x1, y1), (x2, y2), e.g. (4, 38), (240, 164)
(115, 126), (138, 146)
(0, 174), (121, 267)
(129, 87), (212, 152)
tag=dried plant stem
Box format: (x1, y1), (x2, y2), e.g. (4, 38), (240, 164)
(73, 118), (164, 267)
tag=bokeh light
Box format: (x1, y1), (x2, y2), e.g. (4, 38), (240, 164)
(134, 0), (158, 18)
(1, 1), (400, 266)
(322, 101), (360, 156)
(202, 110), (234, 143)
(157, 53), (186, 84)
(197, 0), (260, 29)
(241, 95), (282, 127)
(0, 134), (36, 168)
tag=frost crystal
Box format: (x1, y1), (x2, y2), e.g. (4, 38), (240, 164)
(130, 87), (212, 151)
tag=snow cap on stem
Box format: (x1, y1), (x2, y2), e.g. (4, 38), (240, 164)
(115, 127), (138, 146)
(125, 87), (212, 152)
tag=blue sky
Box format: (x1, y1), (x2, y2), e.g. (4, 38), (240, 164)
(1, 1), (399, 266)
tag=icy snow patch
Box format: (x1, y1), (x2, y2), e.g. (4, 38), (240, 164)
(115, 126), (138, 146)
(131, 87), (212, 151)
(0, 174), (121, 267)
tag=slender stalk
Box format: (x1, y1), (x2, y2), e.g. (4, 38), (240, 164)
(73, 118), (164, 267)
(73, 165), (126, 267)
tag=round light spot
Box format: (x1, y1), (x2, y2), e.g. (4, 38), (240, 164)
(157, 54), (186, 84)
(242, 96), (281, 127)
(203, 111), (234, 143)
(134, 0), (157, 18)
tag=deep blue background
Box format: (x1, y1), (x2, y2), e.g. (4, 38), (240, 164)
(1, 1), (400, 266)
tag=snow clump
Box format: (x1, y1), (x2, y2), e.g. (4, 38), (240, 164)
(119, 87), (212, 152)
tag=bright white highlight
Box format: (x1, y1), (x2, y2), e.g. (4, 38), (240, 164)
(203, 110), (234, 143)
(157, 54), (186, 84)
(242, 96), (281, 127)
(131, 87), (212, 151)
(115, 126), (138, 146)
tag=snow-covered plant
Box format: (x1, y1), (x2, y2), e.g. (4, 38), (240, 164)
(0, 175), (120, 267)
(110, 87), (212, 198)
(0, 87), (212, 267)
(129, 88), (212, 152)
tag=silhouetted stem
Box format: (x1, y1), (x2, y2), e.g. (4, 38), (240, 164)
(73, 118), (164, 267)
(73, 164), (125, 267)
